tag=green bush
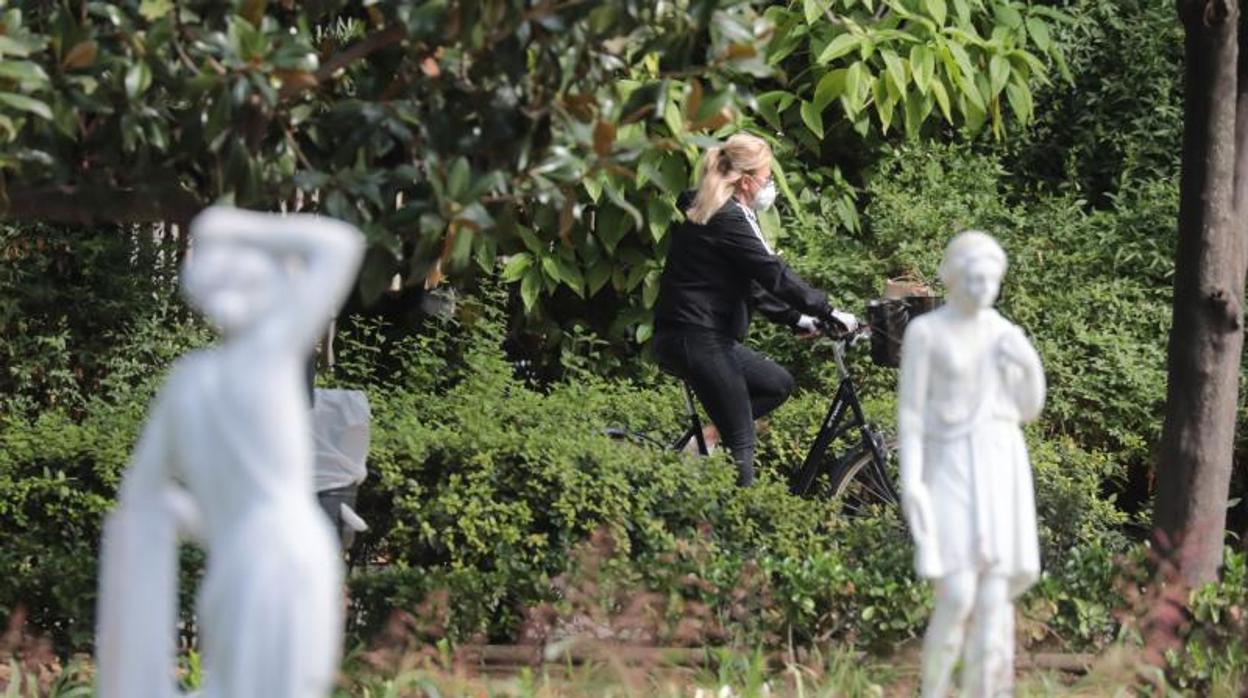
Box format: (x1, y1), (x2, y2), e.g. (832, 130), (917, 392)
(1169, 549), (1248, 693)
(0, 307), (210, 649)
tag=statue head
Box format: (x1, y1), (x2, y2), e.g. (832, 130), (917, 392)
(938, 231), (1007, 312)
(181, 217), (285, 335)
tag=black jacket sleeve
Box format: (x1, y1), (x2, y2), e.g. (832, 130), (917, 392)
(713, 205), (832, 319)
(750, 282), (802, 327)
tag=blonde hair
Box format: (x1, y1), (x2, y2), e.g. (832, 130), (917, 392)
(685, 133), (773, 225)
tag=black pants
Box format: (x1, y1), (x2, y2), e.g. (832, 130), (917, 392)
(654, 328), (795, 486)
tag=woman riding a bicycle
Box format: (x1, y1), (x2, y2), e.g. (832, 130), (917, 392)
(653, 133), (857, 487)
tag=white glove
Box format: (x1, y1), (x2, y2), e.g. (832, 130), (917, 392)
(795, 314), (819, 333)
(828, 309), (859, 333)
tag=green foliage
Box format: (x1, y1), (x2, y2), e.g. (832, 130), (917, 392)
(330, 298), (1129, 651)
(857, 142), (1173, 466)
(1006, 0), (1183, 203)
(0, 0), (1065, 353)
(0, 305), (209, 649)
(1168, 550), (1248, 694)
(0, 227), (209, 647)
(0, 223), (202, 413)
(758, 0), (1066, 144)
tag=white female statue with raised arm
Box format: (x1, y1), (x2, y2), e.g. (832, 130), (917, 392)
(95, 207), (364, 698)
(897, 231), (1045, 697)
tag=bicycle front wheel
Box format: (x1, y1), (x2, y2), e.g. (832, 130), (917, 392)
(826, 434), (900, 516)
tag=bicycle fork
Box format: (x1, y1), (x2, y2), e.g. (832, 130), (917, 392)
(790, 341), (896, 499)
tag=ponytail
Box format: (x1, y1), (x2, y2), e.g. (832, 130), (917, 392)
(686, 147), (741, 225)
(684, 134), (772, 226)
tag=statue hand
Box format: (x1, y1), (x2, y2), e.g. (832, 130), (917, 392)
(164, 486), (203, 541)
(996, 325), (1036, 370)
(901, 484), (935, 545)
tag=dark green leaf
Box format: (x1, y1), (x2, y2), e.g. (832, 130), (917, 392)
(0, 92), (51, 120)
(125, 62), (152, 99)
(813, 69), (847, 111)
(0, 60), (48, 85)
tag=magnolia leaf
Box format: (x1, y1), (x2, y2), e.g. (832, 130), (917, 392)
(584, 174), (603, 203)
(586, 261), (612, 295)
(593, 119), (616, 157)
(61, 41), (98, 70)
(642, 270), (661, 308)
(124, 62), (152, 99)
(0, 92), (51, 120)
(0, 60), (47, 85)
(447, 159), (471, 202)
(647, 196), (675, 242)
(139, 0), (174, 21)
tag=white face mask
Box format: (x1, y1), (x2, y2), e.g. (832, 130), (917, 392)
(752, 180), (778, 211)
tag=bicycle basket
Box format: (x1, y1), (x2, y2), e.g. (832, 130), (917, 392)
(866, 292), (941, 367)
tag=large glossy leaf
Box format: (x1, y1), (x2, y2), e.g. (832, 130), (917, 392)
(0, 92), (51, 120)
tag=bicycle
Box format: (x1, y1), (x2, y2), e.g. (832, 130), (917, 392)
(784, 324), (899, 513)
(607, 323), (900, 513)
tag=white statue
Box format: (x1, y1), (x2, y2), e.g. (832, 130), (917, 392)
(95, 207), (365, 698)
(897, 231), (1045, 697)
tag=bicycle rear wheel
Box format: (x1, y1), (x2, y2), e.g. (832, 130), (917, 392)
(826, 434), (900, 516)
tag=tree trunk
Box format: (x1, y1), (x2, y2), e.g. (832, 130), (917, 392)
(1154, 0), (1248, 586)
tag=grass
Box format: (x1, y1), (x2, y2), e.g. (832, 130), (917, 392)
(3, 642), (1242, 697)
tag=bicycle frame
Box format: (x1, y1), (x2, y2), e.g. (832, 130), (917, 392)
(789, 337), (895, 498)
(669, 381), (709, 455)
(660, 331), (896, 502)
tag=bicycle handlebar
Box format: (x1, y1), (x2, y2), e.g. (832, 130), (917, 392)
(814, 319), (872, 347)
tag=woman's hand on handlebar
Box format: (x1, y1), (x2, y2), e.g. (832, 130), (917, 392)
(795, 314), (821, 339)
(796, 310), (864, 341)
(812, 308), (861, 337)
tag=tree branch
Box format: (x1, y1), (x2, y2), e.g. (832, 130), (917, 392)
(0, 184), (203, 226)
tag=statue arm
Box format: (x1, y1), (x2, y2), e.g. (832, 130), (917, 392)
(96, 389), (183, 698)
(897, 320), (934, 543)
(189, 206), (366, 353)
(1000, 325), (1046, 423)
(113, 385), (202, 540)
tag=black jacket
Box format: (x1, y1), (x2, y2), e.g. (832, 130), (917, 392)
(654, 191), (832, 341)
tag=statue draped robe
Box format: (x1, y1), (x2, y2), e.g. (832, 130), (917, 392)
(96, 348), (343, 698)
